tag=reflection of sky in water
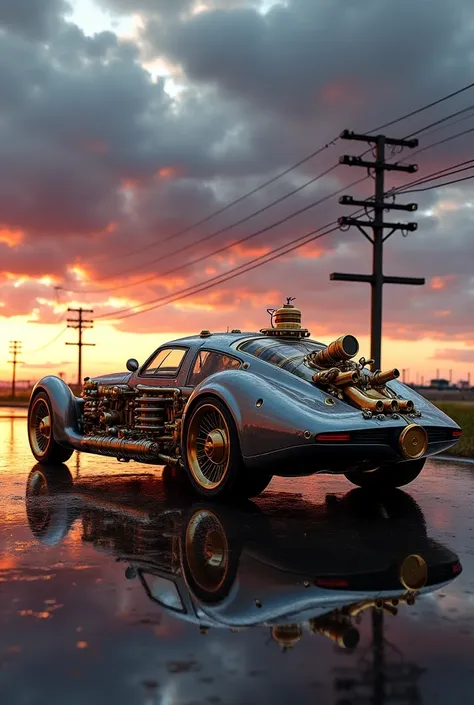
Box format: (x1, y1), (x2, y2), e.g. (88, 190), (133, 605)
(1, 417), (474, 704)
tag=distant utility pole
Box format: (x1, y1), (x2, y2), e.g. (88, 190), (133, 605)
(330, 130), (425, 371)
(66, 308), (95, 387)
(8, 340), (23, 398)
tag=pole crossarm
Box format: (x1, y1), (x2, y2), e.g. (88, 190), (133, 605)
(340, 129), (419, 149)
(339, 155), (418, 173)
(332, 130), (423, 370)
(338, 216), (417, 232)
(330, 273), (425, 286)
(65, 307), (95, 386)
(339, 195), (418, 212)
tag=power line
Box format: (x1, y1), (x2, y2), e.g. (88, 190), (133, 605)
(367, 79), (474, 134)
(102, 221), (354, 322)
(24, 327), (68, 354)
(404, 103), (474, 139)
(65, 163), (341, 292)
(67, 80), (474, 284)
(400, 172), (474, 193)
(402, 125), (474, 160)
(95, 176), (368, 320)
(86, 137), (341, 267)
(390, 157), (474, 193)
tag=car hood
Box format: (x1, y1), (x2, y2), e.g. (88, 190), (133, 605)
(91, 371), (132, 386)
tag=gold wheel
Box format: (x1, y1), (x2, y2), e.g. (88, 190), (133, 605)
(184, 509), (229, 594)
(29, 397), (52, 459)
(186, 403), (231, 489)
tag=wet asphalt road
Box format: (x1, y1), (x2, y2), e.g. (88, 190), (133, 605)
(1, 412), (474, 705)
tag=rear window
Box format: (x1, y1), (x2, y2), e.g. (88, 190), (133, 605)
(238, 338), (324, 381)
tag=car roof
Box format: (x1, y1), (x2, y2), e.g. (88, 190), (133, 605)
(165, 332), (325, 353)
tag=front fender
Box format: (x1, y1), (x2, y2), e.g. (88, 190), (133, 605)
(30, 376), (83, 448)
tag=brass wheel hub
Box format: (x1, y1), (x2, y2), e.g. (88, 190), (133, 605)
(204, 430), (227, 464)
(187, 404), (231, 489)
(29, 399), (53, 457)
(399, 423), (428, 459)
(185, 510), (229, 594)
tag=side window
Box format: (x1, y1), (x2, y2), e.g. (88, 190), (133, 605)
(141, 347), (187, 376)
(188, 351), (241, 386)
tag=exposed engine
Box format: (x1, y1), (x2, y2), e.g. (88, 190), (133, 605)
(306, 334), (421, 420)
(81, 380), (186, 464)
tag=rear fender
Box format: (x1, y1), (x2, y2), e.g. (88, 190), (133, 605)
(30, 376), (83, 447)
(182, 370), (317, 457)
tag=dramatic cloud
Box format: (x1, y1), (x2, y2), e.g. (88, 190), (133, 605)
(0, 0), (473, 360)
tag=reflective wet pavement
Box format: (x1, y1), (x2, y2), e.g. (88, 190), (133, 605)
(1, 413), (474, 704)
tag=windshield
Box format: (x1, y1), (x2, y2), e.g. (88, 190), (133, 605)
(238, 337), (325, 381)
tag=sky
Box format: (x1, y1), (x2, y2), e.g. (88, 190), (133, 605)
(1, 0), (474, 385)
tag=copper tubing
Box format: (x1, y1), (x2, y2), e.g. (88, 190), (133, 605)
(398, 399), (415, 413)
(312, 368), (340, 385)
(310, 621), (360, 649)
(310, 335), (359, 367)
(344, 385), (384, 413)
(382, 398), (400, 413)
(371, 368), (400, 386)
(332, 370), (361, 387)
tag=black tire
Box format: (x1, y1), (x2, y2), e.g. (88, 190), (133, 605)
(28, 392), (74, 464)
(235, 471), (273, 499)
(183, 396), (259, 500)
(344, 458), (426, 489)
(180, 506), (242, 603)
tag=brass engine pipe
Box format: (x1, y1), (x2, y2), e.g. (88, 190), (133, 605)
(382, 398), (400, 413)
(312, 368), (340, 385)
(371, 368), (400, 386)
(398, 399), (415, 413)
(343, 385), (385, 413)
(332, 370), (361, 387)
(310, 335), (359, 368)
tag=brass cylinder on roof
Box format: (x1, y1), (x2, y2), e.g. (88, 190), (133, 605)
(344, 385), (385, 413)
(274, 302), (303, 329)
(332, 370), (361, 387)
(311, 335), (359, 368)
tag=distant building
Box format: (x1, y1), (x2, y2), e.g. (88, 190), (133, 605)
(429, 378), (451, 390)
(457, 380), (471, 390)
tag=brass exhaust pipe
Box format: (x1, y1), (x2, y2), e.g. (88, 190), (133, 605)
(344, 385), (384, 413)
(310, 335), (359, 367)
(398, 399), (415, 413)
(371, 368), (400, 386)
(382, 398), (400, 413)
(312, 368), (340, 385)
(332, 370), (361, 387)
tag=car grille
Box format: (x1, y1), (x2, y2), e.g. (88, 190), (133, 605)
(351, 426), (453, 446)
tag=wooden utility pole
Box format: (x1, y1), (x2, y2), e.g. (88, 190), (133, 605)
(330, 130), (425, 371)
(66, 308), (95, 387)
(8, 340), (22, 398)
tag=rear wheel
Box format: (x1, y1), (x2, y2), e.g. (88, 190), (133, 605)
(183, 396), (269, 500)
(28, 392), (73, 464)
(344, 458), (426, 489)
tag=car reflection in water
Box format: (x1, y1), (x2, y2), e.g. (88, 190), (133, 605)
(25, 464), (461, 658)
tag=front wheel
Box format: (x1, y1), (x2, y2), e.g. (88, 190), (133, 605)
(28, 392), (73, 464)
(183, 396), (268, 500)
(344, 458), (426, 489)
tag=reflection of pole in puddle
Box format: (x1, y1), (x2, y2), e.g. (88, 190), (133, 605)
(75, 451), (81, 478)
(334, 607), (424, 705)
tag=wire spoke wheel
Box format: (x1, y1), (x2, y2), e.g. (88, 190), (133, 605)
(187, 403), (231, 489)
(185, 510), (229, 594)
(29, 398), (52, 458)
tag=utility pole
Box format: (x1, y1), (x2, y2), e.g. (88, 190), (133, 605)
(66, 308), (95, 387)
(330, 130), (425, 371)
(8, 341), (22, 399)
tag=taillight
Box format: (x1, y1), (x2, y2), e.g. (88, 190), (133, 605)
(315, 432), (351, 442)
(315, 577), (349, 588)
(453, 430), (462, 438)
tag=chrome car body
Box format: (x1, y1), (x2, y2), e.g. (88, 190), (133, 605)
(27, 302), (461, 495)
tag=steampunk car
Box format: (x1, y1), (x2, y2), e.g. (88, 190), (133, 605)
(27, 300), (461, 498)
(25, 465), (462, 647)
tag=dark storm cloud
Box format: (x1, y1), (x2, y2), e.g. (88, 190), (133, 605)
(0, 0), (69, 40)
(0, 0), (473, 347)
